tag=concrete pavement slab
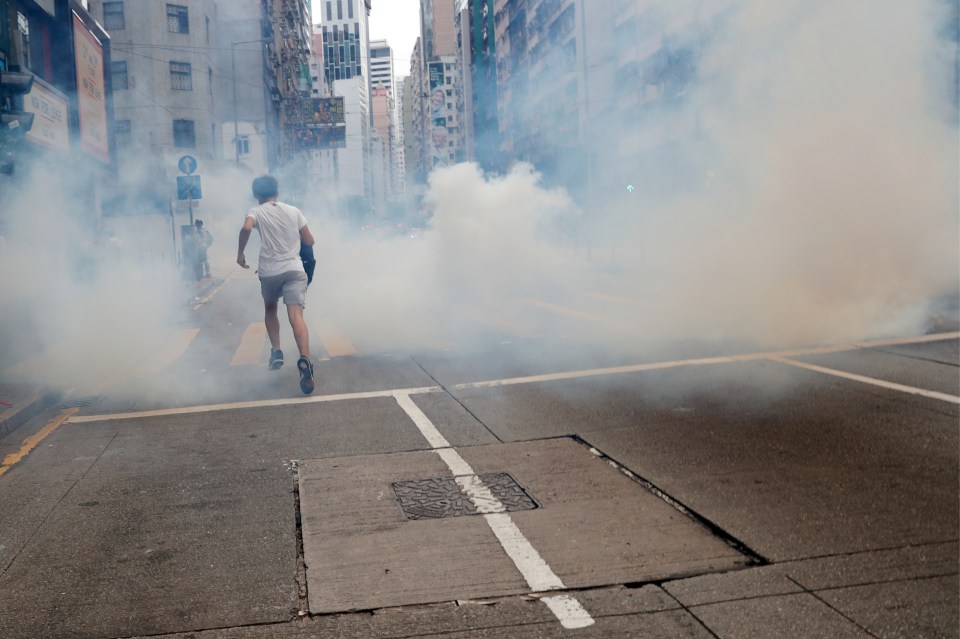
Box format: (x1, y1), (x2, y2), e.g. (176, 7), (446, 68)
(0, 424), (300, 639)
(124, 585), (706, 638)
(59, 398), (434, 462)
(816, 574), (959, 639)
(0, 432), (115, 573)
(779, 542), (959, 590)
(300, 449), (531, 613)
(300, 439), (749, 615)
(412, 391), (503, 447)
(455, 439), (752, 587)
(663, 565), (804, 606)
(691, 592), (873, 638)
(571, 364), (957, 561)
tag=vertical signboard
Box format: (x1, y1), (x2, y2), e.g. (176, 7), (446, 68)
(427, 62), (448, 168)
(72, 13), (110, 163)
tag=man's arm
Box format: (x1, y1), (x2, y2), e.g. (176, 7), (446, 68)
(237, 216), (255, 269)
(299, 225), (315, 247)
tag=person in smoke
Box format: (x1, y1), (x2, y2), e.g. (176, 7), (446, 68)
(237, 175), (316, 394)
(193, 219), (213, 278)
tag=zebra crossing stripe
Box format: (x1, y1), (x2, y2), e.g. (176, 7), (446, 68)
(314, 317), (358, 357)
(230, 323), (267, 366)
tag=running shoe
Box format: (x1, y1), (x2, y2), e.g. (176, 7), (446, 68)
(297, 357), (314, 395)
(269, 349), (284, 370)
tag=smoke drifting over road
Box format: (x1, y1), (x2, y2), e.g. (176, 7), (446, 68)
(0, 0), (955, 401)
(629, 0), (960, 346)
(324, 0), (957, 353)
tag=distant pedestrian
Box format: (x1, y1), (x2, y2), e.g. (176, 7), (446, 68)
(193, 219), (213, 278)
(237, 175), (316, 394)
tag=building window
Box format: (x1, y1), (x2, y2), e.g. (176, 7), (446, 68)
(111, 61), (128, 90)
(114, 119), (131, 147)
(170, 61), (192, 90)
(173, 119), (195, 148)
(326, 1), (332, 21)
(237, 135), (250, 156)
(17, 12), (31, 70)
(103, 2), (125, 30)
(166, 4), (189, 33)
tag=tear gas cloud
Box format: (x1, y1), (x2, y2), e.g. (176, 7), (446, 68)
(318, 0), (958, 353)
(0, 0), (956, 399)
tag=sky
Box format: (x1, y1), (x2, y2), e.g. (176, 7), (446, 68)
(366, 0), (422, 77)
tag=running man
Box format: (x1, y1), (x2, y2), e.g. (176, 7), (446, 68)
(237, 175), (316, 394)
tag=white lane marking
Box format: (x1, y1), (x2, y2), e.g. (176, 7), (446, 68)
(393, 392), (451, 449)
(65, 332), (959, 423)
(451, 332), (960, 391)
(67, 386), (443, 424)
(455, 475), (506, 514)
(770, 357), (960, 404)
(542, 594), (597, 630)
(451, 355), (740, 390)
(482, 512), (565, 592)
(392, 392), (595, 629)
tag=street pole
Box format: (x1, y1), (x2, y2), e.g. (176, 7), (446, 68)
(232, 42), (240, 168)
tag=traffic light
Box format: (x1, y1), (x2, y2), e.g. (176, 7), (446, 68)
(0, 70), (36, 175)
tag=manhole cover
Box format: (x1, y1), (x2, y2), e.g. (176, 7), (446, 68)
(391, 472), (538, 520)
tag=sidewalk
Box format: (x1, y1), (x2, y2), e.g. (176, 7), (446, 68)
(0, 382), (61, 439)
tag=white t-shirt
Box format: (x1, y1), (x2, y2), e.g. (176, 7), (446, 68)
(246, 201), (308, 278)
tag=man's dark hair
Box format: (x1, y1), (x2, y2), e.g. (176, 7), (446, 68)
(252, 175), (279, 201)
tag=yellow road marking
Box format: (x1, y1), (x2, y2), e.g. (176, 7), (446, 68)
(521, 298), (610, 325)
(314, 317), (358, 357)
(138, 328), (200, 375)
(230, 323), (267, 366)
(458, 306), (538, 339)
(584, 291), (661, 309)
(0, 408), (78, 479)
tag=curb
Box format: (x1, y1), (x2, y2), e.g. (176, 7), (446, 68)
(0, 389), (63, 439)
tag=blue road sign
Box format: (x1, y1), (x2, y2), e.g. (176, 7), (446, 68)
(177, 175), (202, 200)
(178, 155), (197, 174)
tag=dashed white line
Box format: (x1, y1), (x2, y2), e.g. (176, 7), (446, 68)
(392, 391), (595, 630)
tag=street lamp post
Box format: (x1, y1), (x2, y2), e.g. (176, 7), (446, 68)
(231, 37), (271, 169)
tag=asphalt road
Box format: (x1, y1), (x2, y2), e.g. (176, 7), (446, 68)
(0, 273), (957, 638)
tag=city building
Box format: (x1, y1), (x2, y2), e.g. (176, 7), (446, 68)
(369, 39), (404, 203)
(411, 0), (463, 187)
(0, 0), (111, 229)
(456, 0), (498, 171)
(319, 0), (373, 210)
(86, 0), (221, 212)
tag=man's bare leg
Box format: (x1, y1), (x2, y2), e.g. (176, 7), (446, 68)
(287, 304), (310, 358)
(264, 300), (281, 350)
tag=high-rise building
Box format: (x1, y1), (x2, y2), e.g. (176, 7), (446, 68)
(456, 0), (498, 171)
(369, 39), (395, 93)
(319, 0), (371, 84)
(369, 39), (404, 202)
(413, 0), (463, 184)
(319, 0), (373, 208)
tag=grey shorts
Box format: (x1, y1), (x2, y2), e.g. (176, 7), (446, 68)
(260, 270), (308, 307)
